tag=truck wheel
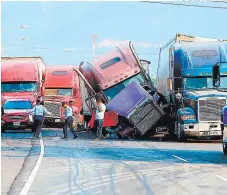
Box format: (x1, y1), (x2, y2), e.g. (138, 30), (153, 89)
(31, 127), (36, 133)
(176, 122), (186, 142)
(223, 143), (227, 155)
(1, 127), (6, 133)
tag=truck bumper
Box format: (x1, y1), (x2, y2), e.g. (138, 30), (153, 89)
(44, 117), (64, 124)
(4, 122), (33, 130)
(182, 122), (222, 137)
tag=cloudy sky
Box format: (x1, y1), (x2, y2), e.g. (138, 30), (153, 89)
(2, 1), (227, 77)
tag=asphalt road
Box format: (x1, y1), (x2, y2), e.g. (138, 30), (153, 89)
(1, 129), (227, 195)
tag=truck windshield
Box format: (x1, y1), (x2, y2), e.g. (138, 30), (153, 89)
(1, 82), (38, 92)
(104, 74), (145, 101)
(184, 76), (227, 90)
(45, 88), (72, 96)
(3, 101), (32, 109)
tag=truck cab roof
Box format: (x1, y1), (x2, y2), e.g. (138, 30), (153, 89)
(174, 41), (227, 70)
(1, 57), (45, 82)
(80, 42), (144, 91)
(44, 66), (78, 88)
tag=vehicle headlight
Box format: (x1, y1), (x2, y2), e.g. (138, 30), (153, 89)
(28, 115), (34, 122)
(181, 115), (195, 120)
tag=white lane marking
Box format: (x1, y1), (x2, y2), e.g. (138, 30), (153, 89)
(172, 155), (188, 163)
(216, 175), (227, 182)
(19, 135), (44, 195)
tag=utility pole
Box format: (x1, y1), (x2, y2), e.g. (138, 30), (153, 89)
(92, 34), (97, 58)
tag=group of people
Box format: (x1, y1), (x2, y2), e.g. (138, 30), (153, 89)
(31, 96), (106, 140)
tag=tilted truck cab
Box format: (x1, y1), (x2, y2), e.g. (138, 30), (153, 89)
(106, 81), (163, 136)
(79, 41), (163, 135)
(156, 34), (227, 141)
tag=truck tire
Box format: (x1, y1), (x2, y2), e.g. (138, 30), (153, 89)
(31, 127), (36, 133)
(1, 127), (6, 133)
(223, 143), (227, 155)
(175, 122), (186, 142)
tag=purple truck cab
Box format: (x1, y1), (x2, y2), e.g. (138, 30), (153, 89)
(107, 81), (164, 136)
(223, 106), (227, 125)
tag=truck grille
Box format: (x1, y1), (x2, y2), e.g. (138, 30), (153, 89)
(8, 115), (25, 121)
(44, 101), (61, 118)
(130, 101), (163, 136)
(199, 98), (226, 121)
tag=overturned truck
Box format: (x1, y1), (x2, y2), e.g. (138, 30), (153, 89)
(76, 41), (164, 138)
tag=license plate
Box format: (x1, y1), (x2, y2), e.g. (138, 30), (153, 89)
(55, 119), (61, 122)
(203, 131), (218, 135)
(13, 122), (20, 126)
(209, 131), (218, 135)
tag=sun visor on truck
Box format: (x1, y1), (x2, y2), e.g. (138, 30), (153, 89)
(106, 81), (151, 117)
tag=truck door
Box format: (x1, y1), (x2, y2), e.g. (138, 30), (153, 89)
(85, 96), (118, 129)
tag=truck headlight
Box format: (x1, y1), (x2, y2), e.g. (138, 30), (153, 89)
(181, 115), (195, 120)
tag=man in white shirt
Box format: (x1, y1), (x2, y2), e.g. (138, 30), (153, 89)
(62, 101), (78, 140)
(95, 96), (106, 140)
(30, 100), (52, 138)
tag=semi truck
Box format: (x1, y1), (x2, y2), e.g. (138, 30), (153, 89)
(78, 41), (163, 136)
(1, 57), (46, 131)
(156, 34), (227, 141)
(43, 66), (84, 127)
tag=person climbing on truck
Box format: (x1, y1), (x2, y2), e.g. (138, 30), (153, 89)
(95, 96), (106, 140)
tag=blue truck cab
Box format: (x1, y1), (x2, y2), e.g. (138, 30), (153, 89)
(156, 34), (227, 141)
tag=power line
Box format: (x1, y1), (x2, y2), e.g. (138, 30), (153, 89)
(3, 43), (93, 53)
(3, 42), (159, 56)
(141, 1), (227, 9)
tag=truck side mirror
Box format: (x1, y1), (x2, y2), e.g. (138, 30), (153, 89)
(167, 78), (173, 91)
(213, 64), (220, 87)
(41, 86), (45, 96)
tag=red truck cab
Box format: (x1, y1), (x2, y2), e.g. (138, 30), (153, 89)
(1, 57), (46, 131)
(43, 66), (83, 126)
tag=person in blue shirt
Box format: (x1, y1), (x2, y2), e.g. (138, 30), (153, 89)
(62, 101), (78, 140)
(30, 99), (52, 138)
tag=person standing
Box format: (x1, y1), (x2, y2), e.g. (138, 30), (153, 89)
(62, 100), (78, 140)
(30, 99), (52, 138)
(95, 96), (106, 140)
